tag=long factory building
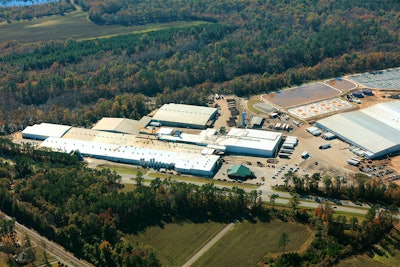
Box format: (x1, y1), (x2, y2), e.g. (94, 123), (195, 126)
(21, 125), (283, 176)
(22, 122), (218, 177)
(40, 137), (219, 177)
(316, 100), (400, 159)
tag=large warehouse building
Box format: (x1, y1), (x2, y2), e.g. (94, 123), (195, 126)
(22, 123), (71, 140)
(21, 121), (219, 177)
(316, 101), (400, 159)
(157, 127), (283, 157)
(151, 103), (218, 129)
(40, 137), (219, 177)
(92, 117), (151, 135)
(214, 128), (283, 157)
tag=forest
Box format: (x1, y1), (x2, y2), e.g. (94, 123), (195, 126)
(0, 1), (400, 265)
(0, 0), (399, 133)
(0, 138), (398, 266)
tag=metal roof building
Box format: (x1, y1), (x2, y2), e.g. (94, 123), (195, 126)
(214, 128), (282, 157)
(151, 104), (218, 129)
(22, 123), (71, 140)
(251, 116), (264, 128)
(316, 101), (400, 159)
(40, 137), (220, 177)
(62, 127), (137, 145)
(227, 164), (254, 180)
(92, 117), (151, 134)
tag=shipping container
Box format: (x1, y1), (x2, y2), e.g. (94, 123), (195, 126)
(278, 153), (291, 158)
(347, 159), (360, 166)
(319, 143), (331, 149)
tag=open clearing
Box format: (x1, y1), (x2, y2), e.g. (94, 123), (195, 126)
(335, 255), (387, 267)
(125, 221), (227, 267)
(0, 10), (210, 43)
(193, 220), (312, 267)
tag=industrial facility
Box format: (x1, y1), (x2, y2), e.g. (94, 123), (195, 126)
(92, 117), (151, 134)
(40, 137), (219, 177)
(156, 127), (283, 158)
(21, 121), (219, 176)
(214, 128), (283, 157)
(22, 123), (72, 140)
(316, 101), (400, 159)
(151, 103), (218, 129)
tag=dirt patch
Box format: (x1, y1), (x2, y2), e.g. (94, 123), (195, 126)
(262, 82), (341, 108)
(213, 95), (239, 131)
(325, 78), (357, 92)
(27, 20), (60, 28)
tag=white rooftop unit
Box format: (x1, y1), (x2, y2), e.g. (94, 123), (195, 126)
(157, 127), (174, 136)
(22, 123), (72, 140)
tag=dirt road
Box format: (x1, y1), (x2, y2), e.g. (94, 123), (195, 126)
(182, 222), (235, 267)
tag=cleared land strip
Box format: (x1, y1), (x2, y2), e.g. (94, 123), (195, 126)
(182, 222), (235, 267)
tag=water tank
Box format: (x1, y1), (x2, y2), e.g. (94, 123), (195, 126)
(242, 111), (246, 126)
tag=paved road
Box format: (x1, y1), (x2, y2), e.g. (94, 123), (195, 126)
(120, 173), (370, 215)
(182, 222), (236, 267)
(1, 212), (93, 267)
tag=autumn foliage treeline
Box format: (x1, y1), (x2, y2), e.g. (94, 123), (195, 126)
(271, 201), (396, 266)
(0, 138), (263, 266)
(0, 1), (399, 133)
(0, 0), (75, 22)
(0, 139), (398, 266)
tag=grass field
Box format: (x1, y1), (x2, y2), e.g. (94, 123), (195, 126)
(0, 253), (9, 267)
(336, 227), (400, 267)
(193, 220), (312, 267)
(148, 172), (259, 189)
(335, 255), (387, 267)
(126, 221), (227, 266)
(97, 164), (146, 176)
(0, 10), (210, 43)
(247, 98), (264, 114)
(0, 243), (56, 267)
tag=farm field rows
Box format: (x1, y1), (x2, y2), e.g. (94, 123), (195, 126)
(125, 219), (312, 267)
(0, 10), (209, 43)
(125, 221), (227, 266)
(193, 220), (312, 267)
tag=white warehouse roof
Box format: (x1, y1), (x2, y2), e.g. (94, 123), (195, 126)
(215, 128), (283, 157)
(316, 101), (400, 158)
(152, 104), (217, 128)
(62, 127), (137, 145)
(92, 117), (151, 134)
(22, 123), (71, 140)
(40, 137), (219, 176)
